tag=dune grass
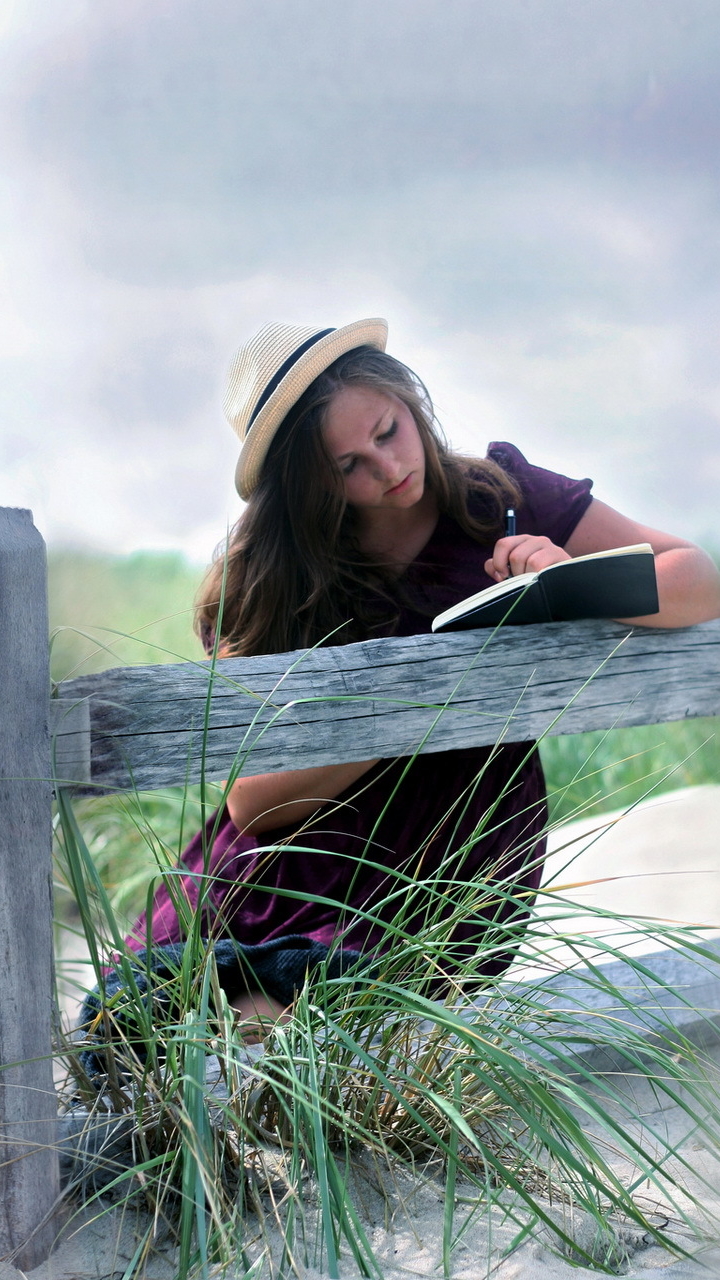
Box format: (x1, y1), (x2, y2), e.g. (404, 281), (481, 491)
(52, 625), (720, 1280)
(48, 546), (720, 1276)
(52, 710), (720, 939)
(54, 773), (720, 1279)
(542, 716), (719, 824)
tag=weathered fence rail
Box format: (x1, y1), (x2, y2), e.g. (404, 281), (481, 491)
(52, 617), (720, 792)
(2, 506), (720, 1265)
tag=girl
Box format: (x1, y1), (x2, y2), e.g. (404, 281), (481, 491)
(124, 317), (720, 1039)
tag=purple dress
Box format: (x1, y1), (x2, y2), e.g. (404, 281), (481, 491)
(127, 444), (593, 980)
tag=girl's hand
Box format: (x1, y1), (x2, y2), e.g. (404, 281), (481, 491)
(484, 535), (570, 583)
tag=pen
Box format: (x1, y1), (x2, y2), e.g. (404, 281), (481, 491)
(504, 507), (516, 577)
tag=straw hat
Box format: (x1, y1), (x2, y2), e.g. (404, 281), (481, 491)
(224, 318), (388, 498)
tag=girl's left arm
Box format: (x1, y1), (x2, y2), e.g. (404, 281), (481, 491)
(564, 499), (720, 627)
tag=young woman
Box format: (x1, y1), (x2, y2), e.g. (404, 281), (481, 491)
(125, 318), (720, 1039)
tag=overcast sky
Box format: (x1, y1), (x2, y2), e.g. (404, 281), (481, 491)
(1, 0), (719, 561)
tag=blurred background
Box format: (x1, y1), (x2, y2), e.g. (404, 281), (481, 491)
(1, 0), (719, 676)
(3, 1), (720, 547)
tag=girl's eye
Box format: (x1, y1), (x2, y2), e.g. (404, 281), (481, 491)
(339, 419), (397, 475)
(378, 420), (398, 443)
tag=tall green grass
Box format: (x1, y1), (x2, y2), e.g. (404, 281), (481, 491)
(51, 601), (720, 1280)
(54, 780), (720, 1279)
(542, 716), (719, 823)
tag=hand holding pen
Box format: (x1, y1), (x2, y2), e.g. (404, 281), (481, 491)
(484, 509), (571, 582)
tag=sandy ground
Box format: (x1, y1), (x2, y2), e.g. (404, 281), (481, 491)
(517, 782), (720, 977)
(543, 783), (720, 931)
(14, 1061), (720, 1280)
(24, 784), (720, 1280)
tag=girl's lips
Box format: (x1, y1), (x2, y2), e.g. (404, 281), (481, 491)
(386, 473), (412, 495)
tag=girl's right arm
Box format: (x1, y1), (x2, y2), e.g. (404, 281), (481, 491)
(211, 634), (379, 834)
(224, 758), (379, 835)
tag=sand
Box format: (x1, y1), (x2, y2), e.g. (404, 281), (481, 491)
(15, 785), (720, 1280)
(14, 1083), (720, 1280)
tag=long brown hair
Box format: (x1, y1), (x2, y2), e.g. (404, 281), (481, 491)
(196, 346), (520, 656)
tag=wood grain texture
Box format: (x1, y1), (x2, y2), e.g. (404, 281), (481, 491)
(0, 510), (59, 1266)
(50, 696), (91, 785)
(53, 617), (720, 794)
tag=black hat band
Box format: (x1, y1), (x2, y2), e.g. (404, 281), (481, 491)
(247, 328), (335, 431)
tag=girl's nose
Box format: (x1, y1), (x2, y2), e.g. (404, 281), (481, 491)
(371, 451), (395, 482)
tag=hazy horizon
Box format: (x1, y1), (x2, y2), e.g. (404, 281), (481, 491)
(2, 1), (719, 560)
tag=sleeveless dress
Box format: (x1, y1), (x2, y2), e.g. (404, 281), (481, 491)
(126, 443), (593, 987)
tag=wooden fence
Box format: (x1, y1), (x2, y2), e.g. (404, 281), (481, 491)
(2, 506), (720, 1265)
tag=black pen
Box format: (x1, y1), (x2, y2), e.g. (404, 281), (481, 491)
(504, 507), (516, 577)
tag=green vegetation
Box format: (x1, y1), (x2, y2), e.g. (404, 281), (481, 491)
(54, 716), (720, 1279)
(542, 717), (719, 824)
(48, 547), (204, 681)
(50, 548), (720, 1277)
(56, 714), (720, 938)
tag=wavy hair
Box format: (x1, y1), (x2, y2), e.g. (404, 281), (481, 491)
(196, 347), (520, 656)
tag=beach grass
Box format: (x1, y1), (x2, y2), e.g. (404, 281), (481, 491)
(49, 546), (720, 1277)
(54, 769), (720, 1279)
(51, 631), (720, 1278)
(48, 547), (205, 681)
(52, 711), (719, 937)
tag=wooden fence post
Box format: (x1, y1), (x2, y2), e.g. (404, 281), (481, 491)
(0, 509), (59, 1265)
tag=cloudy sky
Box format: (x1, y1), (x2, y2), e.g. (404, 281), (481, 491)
(1, 0), (719, 561)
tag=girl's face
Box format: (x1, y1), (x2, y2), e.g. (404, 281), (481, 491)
(322, 385), (426, 512)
